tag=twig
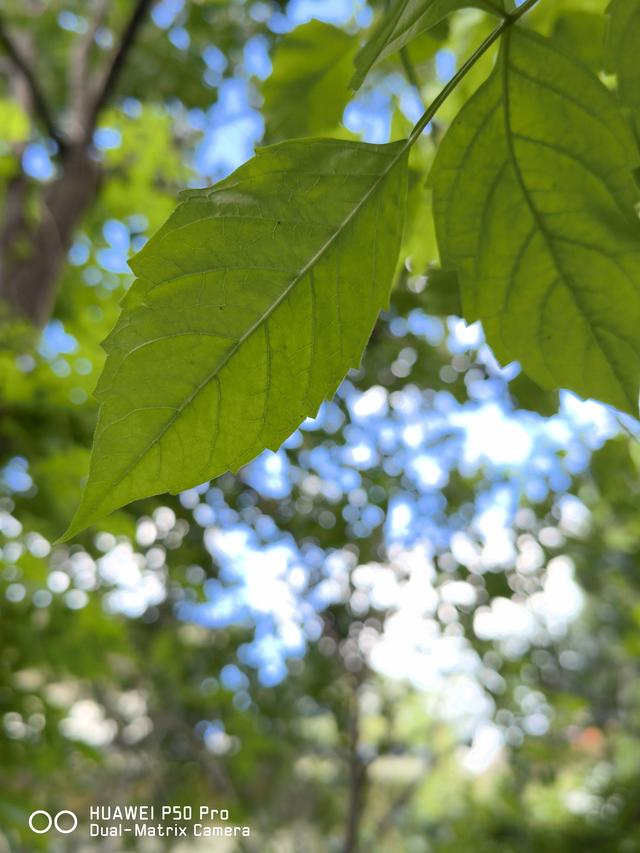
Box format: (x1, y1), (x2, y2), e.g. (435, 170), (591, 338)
(85, 0), (154, 137)
(0, 12), (65, 149)
(69, 0), (110, 132)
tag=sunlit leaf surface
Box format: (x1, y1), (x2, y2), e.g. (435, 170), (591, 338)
(63, 139), (408, 537)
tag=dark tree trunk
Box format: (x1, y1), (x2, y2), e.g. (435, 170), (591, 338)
(343, 756), (366, 853)
(342, 683), (367, 853)
(0, 144), (101, 327)
(0, 0), (152, 328)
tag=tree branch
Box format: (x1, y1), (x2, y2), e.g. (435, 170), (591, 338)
(0, 12), (65, 149)
(68, 0), (110, 135)
(85, 0), (154, 137)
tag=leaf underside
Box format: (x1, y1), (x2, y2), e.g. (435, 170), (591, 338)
(62, 139), (408, 539)
(431, 29), (640, 414)
(351, 0), (506, 90)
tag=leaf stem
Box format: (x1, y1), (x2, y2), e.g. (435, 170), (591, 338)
(407, 0), (541, 148)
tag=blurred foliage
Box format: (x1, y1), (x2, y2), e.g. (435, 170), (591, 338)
(262, 20), (358, 142)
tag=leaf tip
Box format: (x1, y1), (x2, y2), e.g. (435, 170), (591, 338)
(55, 515), (86, 545)
(53, 528), (76, 547)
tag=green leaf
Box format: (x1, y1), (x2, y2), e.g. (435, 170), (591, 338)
(430, 29), (640, 414)
(551, 11), (606, 73)
(423, 268), (461, 316)
(607, 0), (640, 129)
(62, 139), (408, 539)
(262, 21), (358, 143)
(508, 372), (558, 417)
(351, 0), (506, 90)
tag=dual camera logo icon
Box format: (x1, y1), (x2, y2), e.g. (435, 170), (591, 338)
(29, 810), (78, 834)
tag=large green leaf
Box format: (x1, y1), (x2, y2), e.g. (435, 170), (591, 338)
(62, 139), (408, 539)
(607, 0), (640, 129)
(351, 0), (506, 90)
(430, 29), (640, 414)
(262, 21), (358, 143)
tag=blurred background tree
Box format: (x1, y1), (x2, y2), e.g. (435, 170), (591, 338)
(1, 0), (640, 851)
